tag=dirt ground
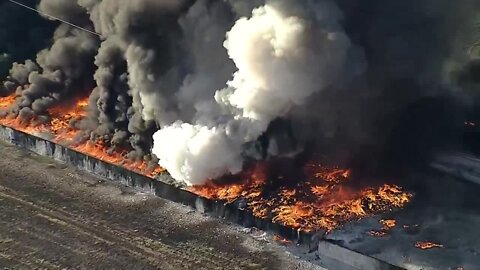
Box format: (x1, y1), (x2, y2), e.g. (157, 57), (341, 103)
(0, 140), (327, 270)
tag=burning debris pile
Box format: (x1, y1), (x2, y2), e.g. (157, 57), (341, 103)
(414, 241), (444, 250)
(368, 219), (397, 237)
(0, 92), (164, 177)
(192, 163), (411, 232)
(0, 84), (413, 232)
(0, 0), (479, 234)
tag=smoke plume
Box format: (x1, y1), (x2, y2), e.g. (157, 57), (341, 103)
(1, 0), (479, 186)
(152, 0), (364, 185)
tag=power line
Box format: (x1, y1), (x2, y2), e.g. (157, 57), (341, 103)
(7, 0), (101, 37)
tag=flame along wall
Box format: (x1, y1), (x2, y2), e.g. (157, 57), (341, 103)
(0, 124), (311, 239)
(0, 123), (404, 270)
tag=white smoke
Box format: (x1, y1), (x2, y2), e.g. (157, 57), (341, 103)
(152, 0), (358, 186)
(152, 122), (243, 185)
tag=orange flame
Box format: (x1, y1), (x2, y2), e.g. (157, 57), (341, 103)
(368, 230), (387, 237)
(380, 219), (396, 229)
(0, 93), (165, 178)
(414, 241), (443, 250)
(191, 163), (412, 233)
(369, 219), (397, 237)
(0, 93), (16, 108)
(0, 93), (412, 233)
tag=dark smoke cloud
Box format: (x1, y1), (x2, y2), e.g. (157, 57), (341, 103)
(286, 0), (480, 175)
(1, 0), (479, 184)
(0, 0), (55, 94)
(72, 0), (193, 159)
(7, 26), (99, 116)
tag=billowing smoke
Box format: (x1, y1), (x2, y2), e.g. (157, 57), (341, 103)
(1, 0), (479, 185)
(2, 1), (98, 121)
(152, 0), (363, 185)
(0, 0), (55, 81)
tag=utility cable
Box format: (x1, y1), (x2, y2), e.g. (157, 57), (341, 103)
(7, 0), (101, 37)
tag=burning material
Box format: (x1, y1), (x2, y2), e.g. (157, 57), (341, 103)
(415, 241), (444, 250)
(368, 230), (388, 237)
(0, 93), (16, 109)
(3, 91), (411, 234)
(313, 167), (351, 183)
(5, 0), (469, 240)
(368, 219), (397, 237)
(191, 163), (412, 233)
(0, 90), (412, 233)
(380, 219), (396, 229)
(0, 93), (87, 140)
(0, 94), (164, 178)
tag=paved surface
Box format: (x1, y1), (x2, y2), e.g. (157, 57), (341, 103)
(325, 171), (480, 270)
(0, 140), (325, 270)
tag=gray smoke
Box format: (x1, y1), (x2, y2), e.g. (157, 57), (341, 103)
(1, 0), (479, 185)
(152, 0), (364, 185)
(0, 0), (55, 84)
(300, 0), (480, 171)
(2, 0), (98, 119)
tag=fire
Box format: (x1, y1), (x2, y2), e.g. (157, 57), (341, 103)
(310, 164), (351, 183)
(0, 93), (16, 108)
(414, 241), (443, 250)
(368, 219), (397, 237)
(368, 230), (387, 237)
(191, 163), (412, 233)
(380, 219), (396, 229)
(0, 94), (165, 178)
(0, 93), (412, 233)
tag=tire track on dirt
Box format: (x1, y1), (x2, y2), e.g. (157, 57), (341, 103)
(0, 236), (63, 269)
(0, 185), (260, 270)
(0, 186), (192, 269)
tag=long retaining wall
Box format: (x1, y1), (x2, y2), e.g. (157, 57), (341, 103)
(0, 124), (402, 270)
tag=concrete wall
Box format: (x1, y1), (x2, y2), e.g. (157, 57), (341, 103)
(0, 125), (308, 240)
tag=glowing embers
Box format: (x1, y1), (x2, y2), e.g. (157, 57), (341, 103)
(368, 219), (397, 237)
(414, 241), (444, 250)
(380, 219), (396, 229)
(190, 163), (412, 233)
(70, 140), (164, 178)
(368, 230), (388, 237)
(309, 164), (351, 183)
(47, 97), (88, 139)
(0, 94), (87, 140)
(0, 93), (16, 108)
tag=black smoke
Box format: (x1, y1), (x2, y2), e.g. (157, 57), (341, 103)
(276, 0), (480, 177)
(1, 0), (479, 183)
(0, 0), (55, 92)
